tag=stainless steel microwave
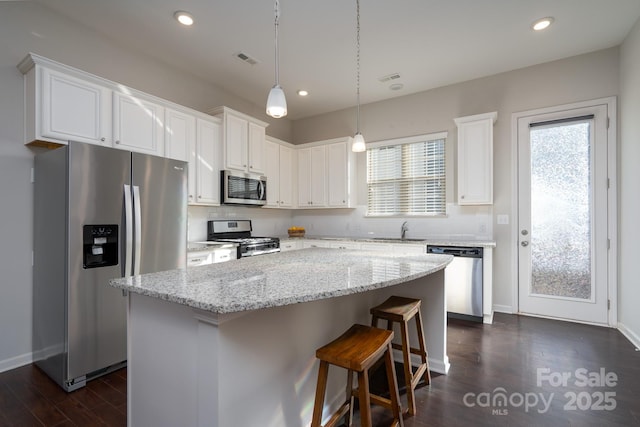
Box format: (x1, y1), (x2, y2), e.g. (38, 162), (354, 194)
(221, 170), (267, 206)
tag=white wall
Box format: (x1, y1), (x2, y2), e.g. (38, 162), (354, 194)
(292, 48), (621, 314)
(618, 18), (640, 346)
(0, 2), (292, 372)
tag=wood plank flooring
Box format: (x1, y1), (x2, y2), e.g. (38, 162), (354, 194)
(0, 313), (638, 426)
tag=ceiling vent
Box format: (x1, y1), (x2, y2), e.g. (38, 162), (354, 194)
(234, 52), (260, 66)
(378, 73), (401, 83)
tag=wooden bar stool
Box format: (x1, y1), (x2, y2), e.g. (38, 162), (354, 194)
(311, 324), (404, 427)
(370, 296), (430, 416)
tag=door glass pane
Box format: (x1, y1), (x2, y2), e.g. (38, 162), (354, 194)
(530, 121), (591, 299)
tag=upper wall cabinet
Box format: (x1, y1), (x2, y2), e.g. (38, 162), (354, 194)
(165, 108), (222, 206)
(208, 106), (268, 175)
(297, 137), (356, 209)
(18, 56), (112, 148)
(113, 92), (164, 156)
(455, 111), (497, 205)
(165, 108), (195, 163)
(265, 136), (294, 209)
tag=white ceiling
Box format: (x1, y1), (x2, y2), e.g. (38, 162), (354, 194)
(34, 0), (640, 120)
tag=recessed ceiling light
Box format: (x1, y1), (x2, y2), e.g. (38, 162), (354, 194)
(532, 17), (554, 31)
(174, 11), (194, 26)
(297, 90), (309, 96)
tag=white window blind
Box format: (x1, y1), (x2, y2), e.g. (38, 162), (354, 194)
(367, 133), (446, 216)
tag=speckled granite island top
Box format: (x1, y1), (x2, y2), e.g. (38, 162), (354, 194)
(109, 248), (453, 314)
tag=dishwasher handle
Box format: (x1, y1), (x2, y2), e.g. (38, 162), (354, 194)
(427, 246), (483, 258)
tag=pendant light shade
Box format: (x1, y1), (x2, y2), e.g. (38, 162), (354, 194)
(352, 133), (366, 152)
(267, 85), (287, 118)
(352, 0), (365, 152)
(266, 0), (287, 118)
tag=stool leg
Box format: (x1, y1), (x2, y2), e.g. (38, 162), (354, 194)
(345, 370), (354, 427)
(399, 320), (417, 416)
(384, 342), (405, 427)
(371, 315), (379, 328)
(415, 309), (431, 385)
(357, 370), (372, 427)
(311, 361), (329, 427)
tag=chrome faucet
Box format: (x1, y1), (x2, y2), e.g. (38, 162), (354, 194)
(401, 221), (408, 240)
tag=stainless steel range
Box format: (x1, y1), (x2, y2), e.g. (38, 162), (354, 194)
(207, 220), (280, 258)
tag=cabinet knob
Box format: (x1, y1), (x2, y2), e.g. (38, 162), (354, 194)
(249, 165), (253, 169)
(100, 137), (106, 142)
(461, 195), (465, 199)
(243, 164), (247, 167)
(115, 140), (121, 145)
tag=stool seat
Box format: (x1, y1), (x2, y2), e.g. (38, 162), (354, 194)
(370, 296), (421, 322)
(316, 324), (393, 372)
(311, 324), (404, 427)
(371, 296), (430, 417)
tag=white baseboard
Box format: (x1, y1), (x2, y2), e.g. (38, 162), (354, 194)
(617, 322), (640, 350)
(492, 304), (514, 314)
(0, 351), (33, 374)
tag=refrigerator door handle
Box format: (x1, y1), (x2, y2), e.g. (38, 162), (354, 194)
(133, 185), (142, 276)
(123, 184), (133, 277)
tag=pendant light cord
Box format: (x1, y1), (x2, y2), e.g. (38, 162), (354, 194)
(274, 0), (280, 86)
(356, 0), (361, 134)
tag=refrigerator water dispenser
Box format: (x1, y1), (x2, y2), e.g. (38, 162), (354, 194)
(83, 225), (118, 268)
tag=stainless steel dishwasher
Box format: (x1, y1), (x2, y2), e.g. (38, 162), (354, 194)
(427, 245), (483, 322)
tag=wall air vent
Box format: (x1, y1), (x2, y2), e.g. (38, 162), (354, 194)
(378, 73), (401, 83)
(234, 52), (260, 65)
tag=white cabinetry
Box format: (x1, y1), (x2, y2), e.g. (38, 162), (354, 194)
(208, 106), (268, 174)
(279, 239), (303, 252)
(165, 108), (195, 162)
(298, 145), (327, 207)
(165, 109), (221, 205)
(18, 56), (112, 147)
(454, 112), (497, 205)
(188, 117), (222, 205)
(265, 137), (294, 208)
(297, 137), (356, 209)
(327, 140), (356, 207)
(113, 92), (164, 156)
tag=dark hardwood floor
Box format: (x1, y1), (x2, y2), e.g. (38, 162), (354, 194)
(1, 313), (638, 426)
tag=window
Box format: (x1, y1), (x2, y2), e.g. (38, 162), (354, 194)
(367, 132), (446, 216)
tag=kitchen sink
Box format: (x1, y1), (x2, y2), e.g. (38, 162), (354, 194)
(370, 237), (427, 243)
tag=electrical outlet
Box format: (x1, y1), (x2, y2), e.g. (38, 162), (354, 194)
(497, 214), (509, 225)
(479, 224), (487, 233)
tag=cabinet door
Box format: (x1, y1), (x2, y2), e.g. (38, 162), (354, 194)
(195, 118), (222, 205)
(310, 145), (327, 206)
(327, 142), (348, 207)
(40, 68), (111, 146)
(297, 148), (312, 207)
(224, 114), (248, 171)
(248, 122), (266, 174)
(278, 145), (293, 208)
(165, 108), (195, 162)
(264, 140), (280, 207)
(456, 113), (495, 205)
(113, 92), (164, 156)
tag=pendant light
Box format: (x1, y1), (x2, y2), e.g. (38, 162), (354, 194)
(266, 0), (287, 118)
(352, 0), (365, 152)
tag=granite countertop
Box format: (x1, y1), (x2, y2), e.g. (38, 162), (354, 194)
(280, 235), (496, 248)
(109, 248), (453, 314)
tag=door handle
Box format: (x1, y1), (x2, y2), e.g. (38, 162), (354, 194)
(521, 241), (529, 247)
(123, 184), (133, 277)
(133, 185), (142, 276)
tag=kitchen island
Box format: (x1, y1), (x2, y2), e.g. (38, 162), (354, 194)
(109, 248), (452, 427)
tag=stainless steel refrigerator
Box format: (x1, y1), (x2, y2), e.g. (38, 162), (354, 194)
(33, 141), (187, 391)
